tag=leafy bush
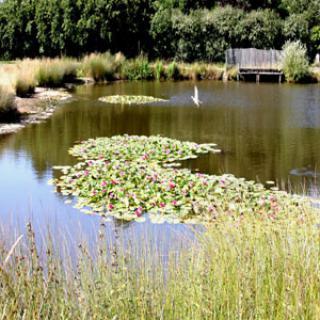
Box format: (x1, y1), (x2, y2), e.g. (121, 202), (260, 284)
(240, 9), (283, 49)
(282, 41), (310, 82)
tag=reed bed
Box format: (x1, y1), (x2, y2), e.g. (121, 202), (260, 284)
(36, 58), (78, 87)
(0, 211), (319, 319)
(81, 52), (124, 81)
(0, 67), (16, 115)
(0, 54), (226, 94)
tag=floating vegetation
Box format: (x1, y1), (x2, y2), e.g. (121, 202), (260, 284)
(70, 135), (216, 162)
(51, 135), (310, 224)
(99, 95), (167, 105)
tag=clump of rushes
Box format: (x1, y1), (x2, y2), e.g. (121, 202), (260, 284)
(0, 84), (16, 115)
(121, 55), (154, 80)
(202, 63), (224, 80)
(51, 135), (312, 224)
(154, 60), (165, 80)
(37, 58), (78, 87)
(165, 61), (181, 80)
(178, 63), (224, 80)
(14, 60), (37, 97)
(82, 52), (123, 82)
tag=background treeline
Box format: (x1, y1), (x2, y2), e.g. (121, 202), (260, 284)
(0, 0), (319, 61)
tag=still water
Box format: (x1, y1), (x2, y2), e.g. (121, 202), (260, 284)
(0, 81), (319, 242)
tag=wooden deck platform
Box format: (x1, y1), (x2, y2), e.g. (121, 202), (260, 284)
(238, 68), (283, 82)
(225, 48), (284, 83)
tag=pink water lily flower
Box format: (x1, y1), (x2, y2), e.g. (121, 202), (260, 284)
(172, 200), (178, 206)
(108, 204), (114, 211)
(135, 207), (143, 217)
(169, 181), (176, 189)
(101, 181), (107, 187)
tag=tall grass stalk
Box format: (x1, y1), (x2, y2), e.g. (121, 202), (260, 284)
(0, 213), (319, 319)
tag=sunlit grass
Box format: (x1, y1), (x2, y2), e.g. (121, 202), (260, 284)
(36, 58), (78, 87)
(0, 84), (15, 114)
(0, 209), (319, 319)
(82, 52), (124, 82)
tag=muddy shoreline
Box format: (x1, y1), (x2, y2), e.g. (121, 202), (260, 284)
(0, 87), (72, 135)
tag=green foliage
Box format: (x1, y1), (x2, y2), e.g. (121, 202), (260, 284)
(166, 61), (181, 80)
(240, 9), (283, 48)
(311, 26), (320, 51)
(121, 56), (154, 80)
(282, 41), (309, 82)
(154, 60), (165, 80)
(284, 13), (310, 44)
(0, 0), (319, 62)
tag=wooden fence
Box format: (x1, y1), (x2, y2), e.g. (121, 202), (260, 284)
(225, 48), (283, 70)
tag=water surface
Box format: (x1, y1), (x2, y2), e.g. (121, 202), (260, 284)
(0, 81), (319, 242)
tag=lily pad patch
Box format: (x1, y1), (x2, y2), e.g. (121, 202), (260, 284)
(51, 135), (310, 224)
(99, 95), (168, 105)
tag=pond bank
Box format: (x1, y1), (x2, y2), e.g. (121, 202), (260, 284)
(0, 88), (72, 135)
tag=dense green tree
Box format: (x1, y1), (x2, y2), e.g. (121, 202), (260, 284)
(0, 0), (318, 61)
(240, 9), (283, 49)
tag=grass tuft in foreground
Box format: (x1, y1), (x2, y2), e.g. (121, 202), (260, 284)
(0, 216), (319, 319)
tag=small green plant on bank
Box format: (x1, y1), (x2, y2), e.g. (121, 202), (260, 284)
(121, 56), (153, 80)
(154, 60), (165, 80)
(282, 41), (310, 82)
(166, 61), (180, 80)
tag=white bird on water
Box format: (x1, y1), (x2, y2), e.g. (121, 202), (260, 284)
(191, 85), (202, 107)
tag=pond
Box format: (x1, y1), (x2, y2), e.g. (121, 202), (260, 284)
(0, 81), (319, 245)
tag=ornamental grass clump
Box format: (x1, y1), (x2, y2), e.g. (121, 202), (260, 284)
(0, 84), (15, 115)
(282, 41), (310, 82)
(51, 135), (312, 224)
(37, 58), (78, 87)
(82, 52), (123, 82)
(14, 60), (37, 97)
